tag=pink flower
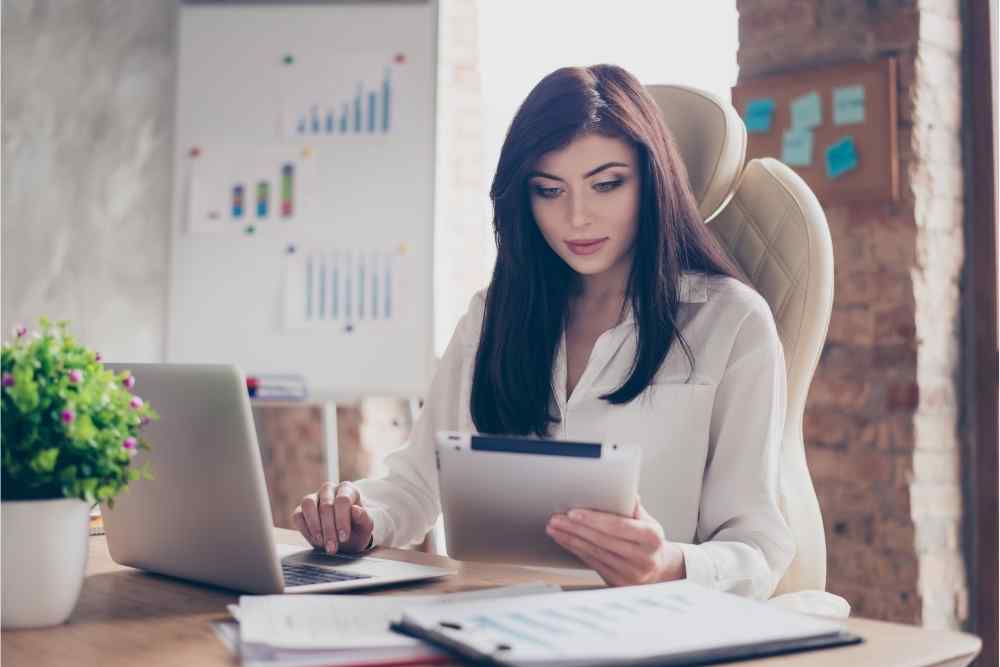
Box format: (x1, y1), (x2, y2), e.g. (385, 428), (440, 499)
(122, 436), (137, 450)
(129, 396), (143, 409)
(14, 324), (26, 338)
(95, 353), (103, 362)
(140, 416), (151, 426)
(123, 375), (135, 390)
(2, 373), (13, 388)
(68, 369), (83, 384)
(61, 409), (75, 424)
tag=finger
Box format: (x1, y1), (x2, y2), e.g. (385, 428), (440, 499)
(318, 482), (338, 553)
(547, 525), (631, 585)
(299, 494), (323, 546)
(292, 508), (317, 546)
(574, 549), (629, 587)
(347, 505), (375, 551)
(335, 481), (361, 505)
(549, 516), (651, 566)
(566, 508), (660, 547)
(333, 495), (353, 548)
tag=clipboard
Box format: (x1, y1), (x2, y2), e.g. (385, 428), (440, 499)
(389, 581), (863, 667)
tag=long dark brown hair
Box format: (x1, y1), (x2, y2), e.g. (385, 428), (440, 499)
(471, 64), (742, 436)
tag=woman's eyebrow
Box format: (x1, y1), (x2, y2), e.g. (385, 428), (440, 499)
(528, 161), (630, 182)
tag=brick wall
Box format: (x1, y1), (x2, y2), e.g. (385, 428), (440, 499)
(434, 0), (492, 355)
(738, 0), (969, 627)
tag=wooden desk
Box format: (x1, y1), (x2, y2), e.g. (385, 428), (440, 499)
(2, 529), (982, 667)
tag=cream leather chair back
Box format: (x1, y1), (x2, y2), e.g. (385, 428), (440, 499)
(647, 85), (835, 596)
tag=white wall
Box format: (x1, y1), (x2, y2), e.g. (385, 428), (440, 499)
(2, 1), (177, 360)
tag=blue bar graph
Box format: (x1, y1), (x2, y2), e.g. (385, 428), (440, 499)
(292, 65), (395, 136)
(300, 250), (397, 325)
(354, 85), (362, 133)
(382, 67), (391, 132)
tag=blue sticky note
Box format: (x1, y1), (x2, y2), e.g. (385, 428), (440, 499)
(826, 136), (859, 179)
(833, 84), (865, 125)
(790, 91), (823, 129)
(744, 98), (776, 134)
(781, 129), (814, 167)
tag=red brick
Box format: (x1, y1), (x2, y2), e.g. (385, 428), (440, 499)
(808, 446), (894, 485)
(886, 381), (920, 411)
(827, 307), (876, 346)
(803, 409), (862, 449)
(873, 305), (917, 343)
(858, 415), (916, 452)
(873, 8), (919, 50)
(835, 270), (913, 308)
(808, 374), (873, 411)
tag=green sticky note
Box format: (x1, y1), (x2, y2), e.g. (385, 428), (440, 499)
(826, 136), (859, 179)
(790, 91), (822, 129)
(833, 85), (865, 125)
(782, 129), (814, 167)
(744, 98), (776, 134)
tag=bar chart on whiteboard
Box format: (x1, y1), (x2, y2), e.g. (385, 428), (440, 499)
(284, 245), (410, 332)
(186, 145), (321, 235)
(280, 52), (406, 140)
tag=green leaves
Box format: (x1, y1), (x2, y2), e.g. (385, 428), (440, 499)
(29, 448), (60, 473)
(1, 318), (158, 502)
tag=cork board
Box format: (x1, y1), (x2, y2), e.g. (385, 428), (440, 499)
(731, 58), (898, 206)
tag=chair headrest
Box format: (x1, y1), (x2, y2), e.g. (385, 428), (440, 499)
(645, 84), (747, 222)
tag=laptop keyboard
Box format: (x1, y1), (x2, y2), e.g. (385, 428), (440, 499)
(282, 561), (374, 586)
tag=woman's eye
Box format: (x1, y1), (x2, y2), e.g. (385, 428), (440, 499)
(594, 179), (623, 192)
(534, 186), (562, 199)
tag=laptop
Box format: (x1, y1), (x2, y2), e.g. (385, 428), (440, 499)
(101, 363), (451, 594)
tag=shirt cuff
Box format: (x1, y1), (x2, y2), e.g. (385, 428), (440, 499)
(366, 504), (392, 548)
(676, 542), (717, 590)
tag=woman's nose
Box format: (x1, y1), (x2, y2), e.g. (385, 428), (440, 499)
(567, 192), (591, 229)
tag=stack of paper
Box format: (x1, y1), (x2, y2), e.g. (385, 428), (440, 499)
(214, 583), (560, 667)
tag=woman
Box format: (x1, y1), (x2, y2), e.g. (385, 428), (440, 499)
(293, 64), (795, 599)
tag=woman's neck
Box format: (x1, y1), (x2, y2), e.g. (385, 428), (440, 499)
(571, 250), (632, 307)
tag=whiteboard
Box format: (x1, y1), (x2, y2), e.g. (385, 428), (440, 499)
(168, 1), (437, 398)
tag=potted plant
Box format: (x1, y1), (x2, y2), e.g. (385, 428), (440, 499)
(1, 318), (157, 629)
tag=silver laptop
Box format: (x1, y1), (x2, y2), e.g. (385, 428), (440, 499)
(101, 363), (451, 593)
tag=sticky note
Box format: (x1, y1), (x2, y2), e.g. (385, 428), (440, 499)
(790, 91), (823, 129)
(781, 129), (814, 167)
(833, 84), (865, 125)
(826, 136), (859, 179)
(744, 98), (776, 134)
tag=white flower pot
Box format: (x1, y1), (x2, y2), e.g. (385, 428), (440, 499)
(2, 498), (90, 629)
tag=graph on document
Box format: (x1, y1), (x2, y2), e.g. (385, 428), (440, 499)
(281, 53), (403, 138)
(284, 248), (404, 331)
(186, 146), (320, 234)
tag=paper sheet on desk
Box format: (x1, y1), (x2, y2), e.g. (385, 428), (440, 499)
(237, 583), (561, 651)
(396, 580), (848, 665)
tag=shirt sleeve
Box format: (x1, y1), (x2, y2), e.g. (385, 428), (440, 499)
(675, 299), (796, 600)
(352, 292), (483, 549)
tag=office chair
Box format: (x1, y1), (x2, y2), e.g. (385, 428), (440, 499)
(647, 85), (848, 617)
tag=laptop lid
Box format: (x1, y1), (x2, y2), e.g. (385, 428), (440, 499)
(101, 363), (285, 594)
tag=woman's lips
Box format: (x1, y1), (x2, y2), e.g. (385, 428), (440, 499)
(565, 238), (608, 256)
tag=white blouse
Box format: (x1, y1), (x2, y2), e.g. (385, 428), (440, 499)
(354, 272), (796, 600)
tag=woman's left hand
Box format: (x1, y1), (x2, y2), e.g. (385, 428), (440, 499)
(546, 496), (686, 587)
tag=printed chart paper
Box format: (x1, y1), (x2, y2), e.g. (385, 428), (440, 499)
(186, 145), (321, 235)
(280, 51), (405, 140)
(283, 245), (412, 332)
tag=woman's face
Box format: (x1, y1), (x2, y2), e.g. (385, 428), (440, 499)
(528, 133), (641, 285)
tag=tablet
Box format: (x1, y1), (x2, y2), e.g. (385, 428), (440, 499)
(435, 431), (641, 568)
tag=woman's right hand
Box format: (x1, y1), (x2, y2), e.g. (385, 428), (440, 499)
(292, 481), (374, 555)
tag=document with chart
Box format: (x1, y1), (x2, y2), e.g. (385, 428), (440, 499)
(392, 580), (862, 666)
